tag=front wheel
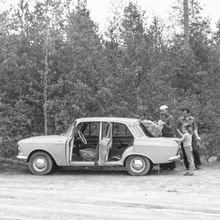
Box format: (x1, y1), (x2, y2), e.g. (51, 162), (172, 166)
(125, 155), (151, 176)
(29, 151), (54, 175)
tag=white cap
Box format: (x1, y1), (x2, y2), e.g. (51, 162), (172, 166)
(159, 105), (168, 111)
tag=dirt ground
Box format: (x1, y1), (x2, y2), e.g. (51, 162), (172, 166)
(0, 161), (220, 220)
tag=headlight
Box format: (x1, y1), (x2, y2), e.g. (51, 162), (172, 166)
(17, 145), (24, 156)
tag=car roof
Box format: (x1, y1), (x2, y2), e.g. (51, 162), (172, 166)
(76, 117), (140, 124)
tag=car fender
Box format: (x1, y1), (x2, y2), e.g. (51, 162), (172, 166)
(27, 149), (56, 164)
(121, 146), (154, 165)
(17, 136), (68, 166)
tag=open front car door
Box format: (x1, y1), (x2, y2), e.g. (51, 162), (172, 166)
(66, 126), (76, 163)
(98, 122), (112, 165)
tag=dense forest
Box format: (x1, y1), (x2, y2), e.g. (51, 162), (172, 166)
(0, 0), (219, 158)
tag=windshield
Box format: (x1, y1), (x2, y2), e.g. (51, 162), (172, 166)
(62, 121), (77, 136)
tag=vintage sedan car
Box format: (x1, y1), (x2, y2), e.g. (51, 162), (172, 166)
(17, 117), (180, 176)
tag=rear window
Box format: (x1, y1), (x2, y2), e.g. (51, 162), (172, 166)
(112, 123), (133, 137)
(140, 120), (161, 137)
(134, 122), (152, 137)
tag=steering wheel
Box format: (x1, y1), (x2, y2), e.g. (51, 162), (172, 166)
(78, 130), (87, 145)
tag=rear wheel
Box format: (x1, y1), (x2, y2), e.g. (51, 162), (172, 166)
(125, 155), (151, 176)
(29, 151), (54, 175)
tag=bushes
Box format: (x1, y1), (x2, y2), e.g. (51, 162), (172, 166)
(0, 139), (17, 158)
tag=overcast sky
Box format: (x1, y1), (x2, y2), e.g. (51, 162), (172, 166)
(86, 0), (220, 31)
(1, 0), (220, 31)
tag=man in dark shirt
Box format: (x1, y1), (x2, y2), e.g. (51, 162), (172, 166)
(177, 108), (201, 169)
(158, 105), (176, 170)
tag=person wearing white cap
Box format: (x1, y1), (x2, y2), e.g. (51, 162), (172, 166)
(159, 105), (168, 111)
(158, 105), (175, 137)
(158, 104), (176, 170)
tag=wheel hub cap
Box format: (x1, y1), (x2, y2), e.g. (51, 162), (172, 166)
(34, 158), (47, 171)
(131, 159), (144, 172)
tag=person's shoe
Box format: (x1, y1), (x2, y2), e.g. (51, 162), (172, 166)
(184, 172), (193, 176)
(195, 166), (200, 170)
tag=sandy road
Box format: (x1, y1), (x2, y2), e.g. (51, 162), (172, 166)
(0, 163), (220, 220)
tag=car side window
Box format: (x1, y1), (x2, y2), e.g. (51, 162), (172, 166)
(80, 122), (100, 137)
(90, 122), (100, 136)
(112, 123), (132, 137)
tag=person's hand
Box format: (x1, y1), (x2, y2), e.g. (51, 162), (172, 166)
(158, 120), (165, 126)
(196, 136), (201, 141)
(173, 138), (179, 143)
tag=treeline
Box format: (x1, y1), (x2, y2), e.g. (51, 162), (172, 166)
(0, 0), (219, 158)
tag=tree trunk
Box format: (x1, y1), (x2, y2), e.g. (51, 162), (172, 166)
(44, 3), (49, 135)
(44, 39), (48, 135)
(183, 0), (190, 52)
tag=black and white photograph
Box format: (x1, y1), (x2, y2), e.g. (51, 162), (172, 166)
(0, 0), (220, 219)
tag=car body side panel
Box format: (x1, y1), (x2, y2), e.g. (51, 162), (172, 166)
(121, 138), (179, 164)
(134, 138), (179, 164)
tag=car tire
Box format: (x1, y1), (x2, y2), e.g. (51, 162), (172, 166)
(125, 155), (151, 176)
(29, 151), (54, 175)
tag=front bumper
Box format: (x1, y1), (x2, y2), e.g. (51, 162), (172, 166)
(168, 155), (181, 162)
(17, 155), (28, 161)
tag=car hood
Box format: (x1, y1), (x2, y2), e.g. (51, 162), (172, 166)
(18, 135), (68, 145)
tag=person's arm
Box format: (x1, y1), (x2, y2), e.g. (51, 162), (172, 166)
(194, 129), (200, 140)
(163, 116), (174, 130)
(175, 133), (186, 143)
(176, 117), (183, 137)
(176, 129), (183, 137)
(193, 117), (201, 140)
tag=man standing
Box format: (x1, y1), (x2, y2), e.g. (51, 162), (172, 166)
(177, 108), (201, 169)
(159, 105), (176, 137)
(159, 105), (176, 170)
